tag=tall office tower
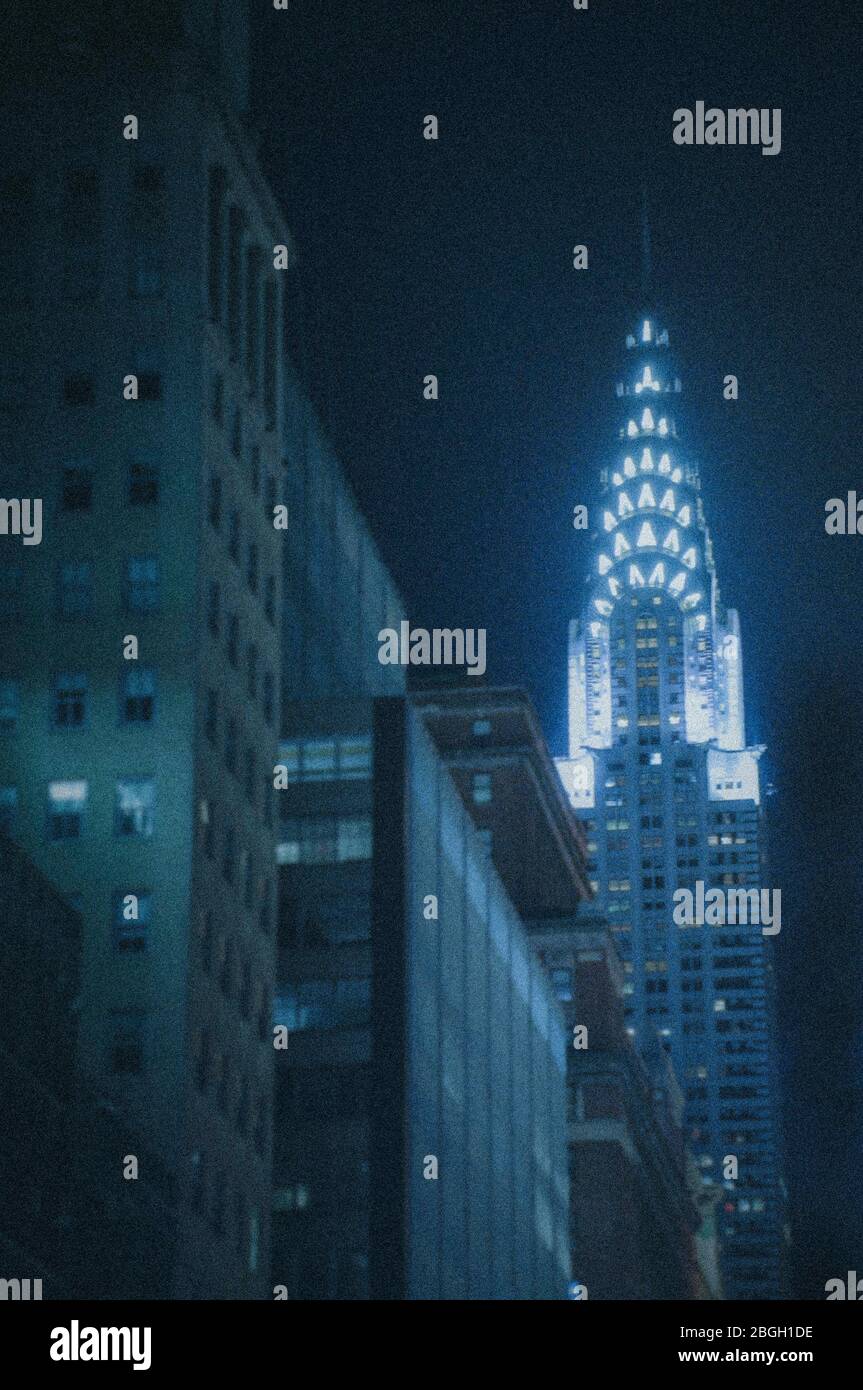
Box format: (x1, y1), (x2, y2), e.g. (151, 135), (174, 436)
(0, 1), (288, 1296)
(556, 311), (787, 1299)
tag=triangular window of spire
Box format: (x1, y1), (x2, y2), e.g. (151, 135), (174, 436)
(603, 510), (617, 532)
(637, 483), (656, 509)
(658, 452), (671, 475)
(671, 467), (683, 484)
(668, 571), (686, 597)
(640, 408), (655, 430)
(624, 456), (637, 478)
(662, 527), (680, 554)
(618, 491), (634, 517)
(608, 576), (622, 598)
(640, 449), (654, 471)
(636, 521), (657, 548)
(677, 503), (691, 526)
(595, 598), (613, 616)
(658, 418), (669, 436)
(648, 562), (666, 587)
(627, 420), (638, 437)
(598, 553), (613, 575)
(681, 547), (698, 569)
(681, 591), (702, 611)
(612, 471), (623, 486)
(613, 532), (631, 559)
(628, 564), (646, 588)
(642, 320), (652, 343)
(659, 489), (676, 512)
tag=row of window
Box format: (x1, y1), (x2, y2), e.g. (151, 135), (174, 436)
(59, 457), (159, 509)
(0, 779), (154, 841)
(206, 583), (276, 724)
(0, 670), (156, 732)
(0, 557), (162, 615)
(276, 816), (373, 866)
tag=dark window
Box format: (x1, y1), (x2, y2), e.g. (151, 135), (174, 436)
(63, 374), (95, 405)
(53, 672), (87, 728)
(129, 457), (159, 505)
(209, 472), (222, 530)
(121, 667), (156, 724)
(136, 372), (162, 402)
(207, 580), (221, 636)
(205, 688), (218, 745)
(125, 556), (159, 612)
(61, 464), (93, 510)
(110, 1014), (145, 1075)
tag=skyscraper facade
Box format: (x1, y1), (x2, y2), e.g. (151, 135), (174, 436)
(0, 0), (288, 1296)
(556, 311), (787, 1299)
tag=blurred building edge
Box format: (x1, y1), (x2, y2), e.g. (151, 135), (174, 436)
(0, 838), (176, 1299)
(415, 684), (721, 1299)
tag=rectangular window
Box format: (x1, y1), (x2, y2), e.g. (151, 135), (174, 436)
(61, 463), (93, 510)
(58, 560), (94, 616)
(207, 165), (227, 322)
(121, 667), (156, 724)
(245, 245), (261, 395)
(264, 574), (275, 624)
(62, 167), (100, 300)
(205, 688), (219, 745)
(0, 785), (17, 836)
(227, 614), (239, 667)
(225, 715), (237, 774)
(227, 204), (244, 358)
(136, 371), (162, 402)
(263, 670), (274, 726)
(63, 373), (95, 406)
(129, 456), (159, 505)
(207, 580), (221, 636)
(125, 556), (159, 612)
(115, 779), (155, 838)
(0, 679), (18, 733)
(246, 642), (257, 699)
(47, 779), (87, 840)
(112, 890), (151, 953)
(246, 540), (258, 593)
(129, 163), (165, 298)
(229, 508), (240, 561)
(472, 772), (492, 805)
(263, 280), (277, 429)
(53, 672), (87, 729)
(208, 472), (222, 530)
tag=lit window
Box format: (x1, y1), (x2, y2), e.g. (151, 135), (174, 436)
(115, 779), (155, 838)
(337, 816), (372, 862)
(636, 521), (657, 548)
(618, 491), (634, 517)
(472, 772), (492, 805)
(47, 779), (87, 840)
(598, 554), (612, 575)
(129, 456), (159, 505)
(125, 556), (160, 612)
(637, 483), (656, 510)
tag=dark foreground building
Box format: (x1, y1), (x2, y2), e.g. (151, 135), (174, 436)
(0, 839), (176, 1298)
(273, 695), (571, 1299)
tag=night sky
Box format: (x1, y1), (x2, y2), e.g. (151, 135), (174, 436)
(253, 0), (863, 1297)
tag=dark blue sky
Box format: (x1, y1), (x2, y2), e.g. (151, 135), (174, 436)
(254, 0), (863, 1296)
